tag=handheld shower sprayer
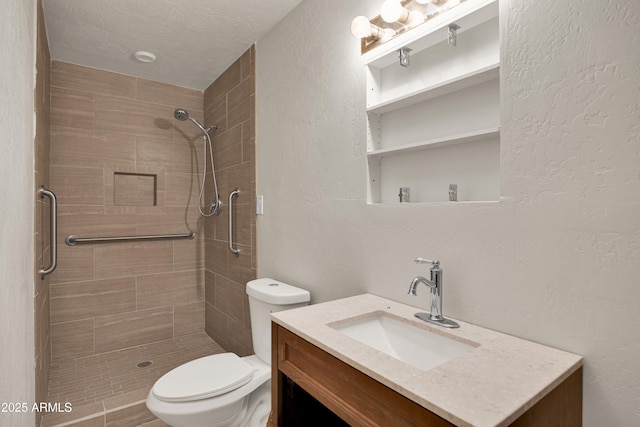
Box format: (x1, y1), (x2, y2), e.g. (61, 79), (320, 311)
(174, 109), (218, 135)
(175, 108), (221, 217)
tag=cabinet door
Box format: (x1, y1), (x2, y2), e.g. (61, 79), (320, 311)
(272, 324), (455, 427)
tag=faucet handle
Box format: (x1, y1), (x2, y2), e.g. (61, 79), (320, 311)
(414, 257), (440, 267)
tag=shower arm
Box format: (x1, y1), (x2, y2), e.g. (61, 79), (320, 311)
(188, 117), (217, 135)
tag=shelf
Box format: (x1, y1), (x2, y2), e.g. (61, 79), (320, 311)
(367, 127), (500, 157)
(367, 62), (499, 114)
(363, 0), (500, 204)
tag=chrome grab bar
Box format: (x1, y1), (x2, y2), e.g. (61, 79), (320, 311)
(39, 187), (57, 279)
(65, 232), (195, 246)
(228, 189), (240, 256)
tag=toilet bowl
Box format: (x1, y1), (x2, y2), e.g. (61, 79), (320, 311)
(146, 278), (310, 427)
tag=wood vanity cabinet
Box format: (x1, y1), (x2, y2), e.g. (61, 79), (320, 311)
(269, 323), (582, 427)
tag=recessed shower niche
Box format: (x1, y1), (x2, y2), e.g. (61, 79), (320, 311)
(114, 172), (157, 206)
(362, 0), (501, 203)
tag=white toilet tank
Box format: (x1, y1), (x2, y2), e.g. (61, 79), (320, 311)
(246, 278), (310, 364)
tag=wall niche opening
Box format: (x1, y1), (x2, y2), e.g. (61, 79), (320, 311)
(114, 172), (157, 206)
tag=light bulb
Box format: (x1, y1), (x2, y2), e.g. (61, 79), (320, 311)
(350, 15), (398, 42)
(415, 0), (440, 17)
(381, 0), (411, 24)
(351, 16), (374, 38)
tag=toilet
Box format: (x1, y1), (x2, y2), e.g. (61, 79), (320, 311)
(146, 278), (310, 427)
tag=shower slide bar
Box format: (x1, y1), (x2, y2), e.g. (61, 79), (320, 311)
(39, 187), (58, 279)
(65, 232), (196, 246)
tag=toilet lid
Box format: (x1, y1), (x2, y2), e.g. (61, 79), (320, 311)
(152, 353), (255, 403)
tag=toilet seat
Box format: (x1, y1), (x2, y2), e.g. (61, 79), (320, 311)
(152, 353), (255, 403)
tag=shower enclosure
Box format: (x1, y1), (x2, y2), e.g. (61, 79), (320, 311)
(36, 45), (257, 426)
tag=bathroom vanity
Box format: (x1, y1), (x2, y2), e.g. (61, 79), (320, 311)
(268, 294), (582, 427)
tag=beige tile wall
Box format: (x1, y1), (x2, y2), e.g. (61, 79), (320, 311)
(49, 61), (206, 362)
(203, 46), (257, 356)
(34, 0), (52, 422)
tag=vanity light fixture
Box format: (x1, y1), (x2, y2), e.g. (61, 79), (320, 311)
(350, 0), (464, 54)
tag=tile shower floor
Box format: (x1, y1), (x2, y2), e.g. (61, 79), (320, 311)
(43, 333), (225, 427)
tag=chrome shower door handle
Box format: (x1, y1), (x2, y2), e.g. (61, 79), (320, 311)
(38, 187), (57, 278)
(228, 189), (240, 256)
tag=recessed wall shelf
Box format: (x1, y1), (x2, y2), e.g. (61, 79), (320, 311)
(363, 0), (500, 204)
(367, 62), (499, 114)
(367, 127), (500, 157)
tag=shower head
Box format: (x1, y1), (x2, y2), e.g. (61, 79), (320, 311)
(174, 108), (218, 135)
(174, 109), (189, 121)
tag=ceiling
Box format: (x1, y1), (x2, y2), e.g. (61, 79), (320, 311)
(42, 0), (303, 91)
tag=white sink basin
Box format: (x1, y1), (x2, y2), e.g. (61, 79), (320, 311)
(330, 312), (476, 372)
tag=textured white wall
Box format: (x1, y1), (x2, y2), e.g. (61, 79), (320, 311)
(257, 0), (640, 424)
(0, 0), (37, 424)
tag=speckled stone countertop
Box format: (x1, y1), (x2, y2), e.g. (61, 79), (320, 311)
(271, 293), (583, 427)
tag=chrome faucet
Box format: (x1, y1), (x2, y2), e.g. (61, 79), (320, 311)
(408, 258), (459, 329)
